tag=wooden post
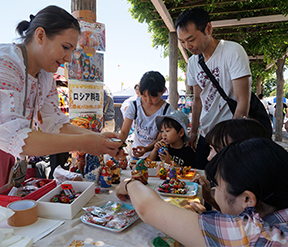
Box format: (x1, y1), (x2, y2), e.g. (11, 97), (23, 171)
(169, 31), (178, 110)
(71, 0), (96, 19)
(70, 0), (97, 170)
(275, 57), (286, 141)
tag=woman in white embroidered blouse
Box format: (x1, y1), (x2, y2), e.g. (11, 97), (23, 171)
(0, 6), (123, 187)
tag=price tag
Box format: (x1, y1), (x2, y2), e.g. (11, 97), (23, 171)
(61, 184), (73, 190)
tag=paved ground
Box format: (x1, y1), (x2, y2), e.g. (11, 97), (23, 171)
(273, 128), (288, 150)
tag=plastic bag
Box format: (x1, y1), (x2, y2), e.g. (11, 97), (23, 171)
(53, 165), (83, 184)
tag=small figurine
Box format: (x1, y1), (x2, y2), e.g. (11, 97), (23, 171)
(169, 167), (177, 179)
(110, 165), (121, 184)
(158, 167), (167, 180)
(118, 156), (128, 170)
(100, 165), (112, 188)
(145, 158), (151, 168)
(90, 64), (96, 80)
(129, 160), (137, 170)
(158, 143), (168, 156)
(169, 161), (177, 179)
(131, 159), (148, 185)
(82, 59), (90, 80)
(75, 151), (86, 173)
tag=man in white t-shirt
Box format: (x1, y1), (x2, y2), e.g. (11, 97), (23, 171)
(175, 8), (251, 169)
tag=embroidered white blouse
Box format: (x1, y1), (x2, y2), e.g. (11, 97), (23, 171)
(0, 43), (70, 159)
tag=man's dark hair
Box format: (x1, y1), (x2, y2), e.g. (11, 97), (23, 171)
(175, 7), (210, 34)
(258, 94), (264, 99)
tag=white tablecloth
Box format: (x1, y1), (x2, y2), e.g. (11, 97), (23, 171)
(33, 169), (204, 247)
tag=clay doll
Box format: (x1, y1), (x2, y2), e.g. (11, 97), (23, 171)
(100, 165), (112, 188)
(131, 159), (148, 185)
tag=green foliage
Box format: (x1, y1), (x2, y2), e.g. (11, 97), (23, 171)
(263, 76), (277, 97)
(126, 0), (288, 89)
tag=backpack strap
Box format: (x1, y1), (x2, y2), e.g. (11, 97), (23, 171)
(133, 101), (169, 120)
(133, 100), (137, 120)
(163, 102), (170, 115)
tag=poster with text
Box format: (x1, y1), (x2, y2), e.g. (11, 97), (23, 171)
(69, 80), (103, 113)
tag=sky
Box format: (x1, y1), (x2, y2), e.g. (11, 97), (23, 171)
(0, 0), (179, 93)
(0, 0), (286, 94)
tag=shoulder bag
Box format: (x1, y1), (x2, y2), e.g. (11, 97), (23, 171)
(198, 53), (272, 137)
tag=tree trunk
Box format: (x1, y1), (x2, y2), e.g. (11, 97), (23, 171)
(168, 32), (178, 110)
(274, 57), (286, 141)
(71, 0), (96, 14)
(256, 75), (262, 95)
(71, 0), (96, 23)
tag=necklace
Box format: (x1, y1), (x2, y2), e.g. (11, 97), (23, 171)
(36, 79), (43, 125)
(21, 43), (43, 126)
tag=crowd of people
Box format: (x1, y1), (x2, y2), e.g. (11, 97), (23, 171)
(0, 4), (287, 247)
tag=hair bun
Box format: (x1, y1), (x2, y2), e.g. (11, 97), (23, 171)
(29, 14), (35, 23)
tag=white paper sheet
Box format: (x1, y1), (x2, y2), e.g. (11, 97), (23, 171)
(0, 217), (64, 243)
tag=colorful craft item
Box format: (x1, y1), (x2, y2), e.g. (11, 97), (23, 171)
(169, 167), (177, 179)
(131, 159), (148, 185)
(110, 157), (119, 166)
(50, 184), (81, 204)
(106, 159), (115, 168)
(129, 160), (137, 170)
(110, 166), (121, 184)
(118, 156), (128, 170)
(158, 143), (168, 156)
(158, 178), (187, 194)
(158, 167), (167, 180)
(176, 167), (196, 180)
(100, 165), (112, 188)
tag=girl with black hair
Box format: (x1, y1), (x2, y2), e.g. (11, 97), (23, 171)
(119, 71), (174, 159)
(116, 138), (288, 246)
(192, 118), (271, 211)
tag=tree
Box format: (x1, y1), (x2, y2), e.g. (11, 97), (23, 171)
(126, 0), (288, 84)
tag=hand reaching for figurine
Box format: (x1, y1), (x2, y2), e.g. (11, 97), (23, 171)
(115, 178), (130, 201)
(132, 146), (146, 158)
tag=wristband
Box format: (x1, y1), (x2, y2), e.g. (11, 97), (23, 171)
(125, 178), (135, 192)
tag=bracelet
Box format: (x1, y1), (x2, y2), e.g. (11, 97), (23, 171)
(125, 178), (135, 192)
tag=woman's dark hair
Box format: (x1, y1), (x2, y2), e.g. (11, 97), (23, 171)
(161, 118), (184, 141)
(205, 118), (271, 152)
(175, 7), (210, 34)
(16, 5), (80, 44)
(139, 71), (166, 97)
(206, 138), (288, 211)
(134, 84), (139, 90)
